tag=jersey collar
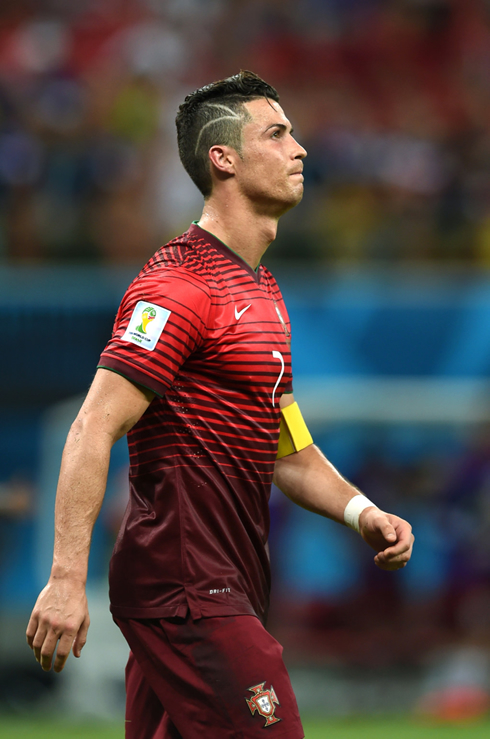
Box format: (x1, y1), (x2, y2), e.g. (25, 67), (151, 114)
(190, 222), (261, 283)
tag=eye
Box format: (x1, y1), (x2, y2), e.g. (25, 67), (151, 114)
(271, 129), (281, 139)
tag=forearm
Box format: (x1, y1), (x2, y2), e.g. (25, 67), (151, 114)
(27, 368), (153, 673)
(273, 443), (414, 570)
(51, 418), (112, 584)
(273, 444), (364, 524)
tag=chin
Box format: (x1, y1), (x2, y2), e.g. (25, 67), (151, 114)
(285, 188), (304, 209)
(254, 186), (304, 216)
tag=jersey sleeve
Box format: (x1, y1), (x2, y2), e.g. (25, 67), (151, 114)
(98, 269), (211, 397)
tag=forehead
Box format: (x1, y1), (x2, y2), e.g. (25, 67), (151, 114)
(242, 98), (290, 133)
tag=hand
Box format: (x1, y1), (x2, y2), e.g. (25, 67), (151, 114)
(26, 578), (90, 673)
(359, 508), (414, 571)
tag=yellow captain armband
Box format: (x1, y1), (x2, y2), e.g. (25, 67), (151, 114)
(276, 401), (313, 459)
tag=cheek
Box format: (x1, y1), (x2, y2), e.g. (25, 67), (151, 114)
(241, 162), (275, 194)
(238, 152), (287, 198)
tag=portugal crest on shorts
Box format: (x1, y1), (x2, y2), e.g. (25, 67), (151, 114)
(246, 682), (281, 727)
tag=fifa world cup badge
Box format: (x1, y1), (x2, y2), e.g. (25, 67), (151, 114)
(246, 682), (281, 727)
(122, 301), (171, 351)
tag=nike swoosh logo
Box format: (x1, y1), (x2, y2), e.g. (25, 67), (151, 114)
(234, 304), (251, 321)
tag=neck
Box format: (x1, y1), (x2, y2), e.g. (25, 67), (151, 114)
(197, 197), (279, 271)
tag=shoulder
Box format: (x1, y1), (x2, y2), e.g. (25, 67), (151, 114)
(141, 228), (219, 277)
(134, 227), (229, 293)
(122, 268), (211, 323)
(117, 234), (217, 327)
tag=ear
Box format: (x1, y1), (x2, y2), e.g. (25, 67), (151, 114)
(208, 145), (237, 176)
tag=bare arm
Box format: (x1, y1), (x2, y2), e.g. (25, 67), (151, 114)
(273, 394), (414, 571)
(26, 368), (154, 672)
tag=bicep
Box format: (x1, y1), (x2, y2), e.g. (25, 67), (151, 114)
(279, 391), (295, 409)
(276, 392), (313, 460)
(74, 368), (155, 444)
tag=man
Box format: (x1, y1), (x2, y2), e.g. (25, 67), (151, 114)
(27, 71), (414, 738)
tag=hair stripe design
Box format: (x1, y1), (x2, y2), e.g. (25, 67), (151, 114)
(194, 103), (243, 154)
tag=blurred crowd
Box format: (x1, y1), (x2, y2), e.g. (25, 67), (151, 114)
(1, 0), (490, 264)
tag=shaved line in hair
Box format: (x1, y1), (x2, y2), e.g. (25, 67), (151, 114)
(194, 103), (245, 155)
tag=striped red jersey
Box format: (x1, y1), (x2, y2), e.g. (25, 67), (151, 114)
(98, 224), (292, 624)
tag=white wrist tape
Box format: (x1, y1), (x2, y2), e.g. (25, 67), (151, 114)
(344, 494), (377, 533)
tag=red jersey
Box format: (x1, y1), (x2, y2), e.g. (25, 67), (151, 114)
(98, 224), (292, 625)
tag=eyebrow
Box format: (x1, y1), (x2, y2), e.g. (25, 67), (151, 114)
(264, 123), (294, 135)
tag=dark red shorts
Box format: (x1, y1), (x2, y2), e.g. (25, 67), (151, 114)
(115, 614), (304, 739)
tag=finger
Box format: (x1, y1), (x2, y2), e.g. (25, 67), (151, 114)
(39, 628), (63, 671)
(30, 623), (49, 665)
(375, 548), (408, 563)
(377, 538), (412, 561)
(379, 521), (397, 543)
(389, 528), (415, 556)
(26, 613), (39, 649)
(72, 615), (90, 658)
(54, 630), (78, 673)
(376, 559), (407, 571)
(380, 537), (412, 559)
(374, 552), (408, 570)
(391, 525), (411, 547)
(374, 541), (413, 569)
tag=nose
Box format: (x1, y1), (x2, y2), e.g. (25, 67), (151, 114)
(293, 138), (307, 160)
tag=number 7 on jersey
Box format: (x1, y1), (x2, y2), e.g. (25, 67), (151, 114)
(271, 350), (284, 407)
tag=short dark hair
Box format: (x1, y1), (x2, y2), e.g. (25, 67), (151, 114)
(175, 70), (280, 198)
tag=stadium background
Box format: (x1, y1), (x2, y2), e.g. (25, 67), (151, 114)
(1, 0), (490, 734)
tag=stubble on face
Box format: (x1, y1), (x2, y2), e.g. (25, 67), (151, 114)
(235, 98), (306, 216)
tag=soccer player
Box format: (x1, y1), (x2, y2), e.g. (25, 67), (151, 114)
(26, 71), (414, 738)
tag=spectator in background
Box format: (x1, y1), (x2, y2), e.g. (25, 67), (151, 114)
(0, 0), (489, 265)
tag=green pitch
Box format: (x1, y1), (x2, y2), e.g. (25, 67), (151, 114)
(305, 717), (490, 738)
(1, 716), (490, 738)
